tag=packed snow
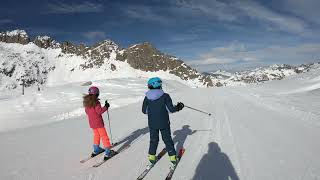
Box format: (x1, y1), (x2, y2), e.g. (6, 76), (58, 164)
(0, 66), (320, 180)
(0, 78), (186, 132)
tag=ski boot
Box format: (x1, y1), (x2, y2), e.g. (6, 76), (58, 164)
(91, 145), (105, 157)
(169, 155), (177, 170)
(103, 148), (117, 161)
(146, 154), (156, 169)
(148, 154), (156, 164)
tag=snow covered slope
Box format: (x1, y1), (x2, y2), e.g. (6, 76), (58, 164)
(0, 66), (319, 180)
(0, 78), (188, 132)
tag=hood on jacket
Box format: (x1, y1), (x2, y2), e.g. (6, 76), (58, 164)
(146, 89), (164, 101)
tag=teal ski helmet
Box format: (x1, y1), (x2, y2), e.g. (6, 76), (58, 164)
(147, 77), (162, 89)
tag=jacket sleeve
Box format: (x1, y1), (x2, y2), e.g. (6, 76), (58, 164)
(95, 102), (108, 115)
(142, 97), (148, 114)
(165, 94), (177, 113)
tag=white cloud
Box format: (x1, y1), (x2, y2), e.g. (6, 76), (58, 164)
(174, 0), (308, 34)
(175, 0), (240, 22)
(190, 42), (320, 66)
(281, 0), (320, 25)
(189, 43), (254, 65)
(46, 1), (104, 14)
(235, 1), (307, 34)
(125, 5), (169, 24)
(168, 33), (200, 43)
(0, 19), (13, 25)
(82, 31), (106, 40)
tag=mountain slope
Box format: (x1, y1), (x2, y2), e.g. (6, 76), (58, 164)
(0, 30), (212, 90)
(1, 29), (319, 90)
(208, 63), (320, 86)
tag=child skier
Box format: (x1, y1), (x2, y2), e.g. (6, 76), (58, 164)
(142, 77), (184, 167)
(83, 86), (115, 160)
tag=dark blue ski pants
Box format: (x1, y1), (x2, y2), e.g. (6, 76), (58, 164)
(149, 127), (176, 156)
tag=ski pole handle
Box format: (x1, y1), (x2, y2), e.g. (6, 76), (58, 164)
(185, 105), (212, 116)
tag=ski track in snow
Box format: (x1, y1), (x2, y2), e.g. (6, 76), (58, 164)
(1, 70), (320, 180)
(222, 87), (320, 180)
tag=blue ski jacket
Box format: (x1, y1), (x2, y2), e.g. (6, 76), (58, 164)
(142, 89), (178, 129)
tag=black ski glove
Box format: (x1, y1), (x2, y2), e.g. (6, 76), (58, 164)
(176, 102), (184, 111)
(105, 100), (110, 108)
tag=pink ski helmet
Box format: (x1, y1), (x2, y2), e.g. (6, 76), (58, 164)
(88, 86), (99, 95)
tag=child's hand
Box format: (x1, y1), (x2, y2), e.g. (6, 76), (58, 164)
(176, 102), (184, 111)
(105, 100), (110, 108)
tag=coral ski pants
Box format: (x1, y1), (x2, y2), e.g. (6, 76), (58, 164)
(93, 128), (111, 148)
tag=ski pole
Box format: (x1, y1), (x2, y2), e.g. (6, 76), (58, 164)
(185, 105), (212, 116)
(107, 111), (114, 145)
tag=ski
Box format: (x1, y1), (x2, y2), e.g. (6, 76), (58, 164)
(137, 148), (167, 180)
(80, 142), (119, 164)
(92, 144), (130, 168)
(165, 148), (185, 180)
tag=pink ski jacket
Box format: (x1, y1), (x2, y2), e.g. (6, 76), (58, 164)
(85, 101), (108, 129)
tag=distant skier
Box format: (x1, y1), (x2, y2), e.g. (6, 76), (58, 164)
(142, 77), (184, 167)
(83, 86), (115, 160)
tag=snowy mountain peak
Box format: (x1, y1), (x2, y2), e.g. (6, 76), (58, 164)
(128, 42), (159, 53)
(96, 39), (118, 46)
(33, 36), (60, 49)
(3, 29), (28, 37)
(208, 62), (320, 86)
(0, 29), (30, 45)
(91, 39), (119, 52)
(116, 42), (213, 86)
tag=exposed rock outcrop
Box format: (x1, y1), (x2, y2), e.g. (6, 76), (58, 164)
(0, 30), (30, 44)
(33, 36), (60, 49)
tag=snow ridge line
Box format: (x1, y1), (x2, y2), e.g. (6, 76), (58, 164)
(223, 109), (242, 180)
(187, 104), (214, 180)
(214, 109), (221, 144)
(226, 92), (253, 180)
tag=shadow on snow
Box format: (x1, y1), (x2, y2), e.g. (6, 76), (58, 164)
(172, 125), (197, 150)
(116, 127), (149, 152)
(193, 142), (240, 180)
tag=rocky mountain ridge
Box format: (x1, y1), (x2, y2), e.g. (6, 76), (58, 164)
(208, 63), (320, 86)
(0, 30), (213, 87)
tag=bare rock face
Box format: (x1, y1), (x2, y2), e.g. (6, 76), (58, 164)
(61, 41), (89, 56)
(33, 36), (60, 49)
(215, 82), (224, 87)
(111, 64), (116, 71)
(63, 40), (120, 70)
(0, 30), (30, 44)
(119, 42), (213, 87)
(61, 40), (213, 86)
(122, 42), (165, 71)
(85, 40), (120, 68)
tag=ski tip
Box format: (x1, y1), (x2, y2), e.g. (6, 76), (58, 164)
(80, 159), (88, 163)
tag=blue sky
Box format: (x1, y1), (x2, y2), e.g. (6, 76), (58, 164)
(1, 0), (320, 72)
